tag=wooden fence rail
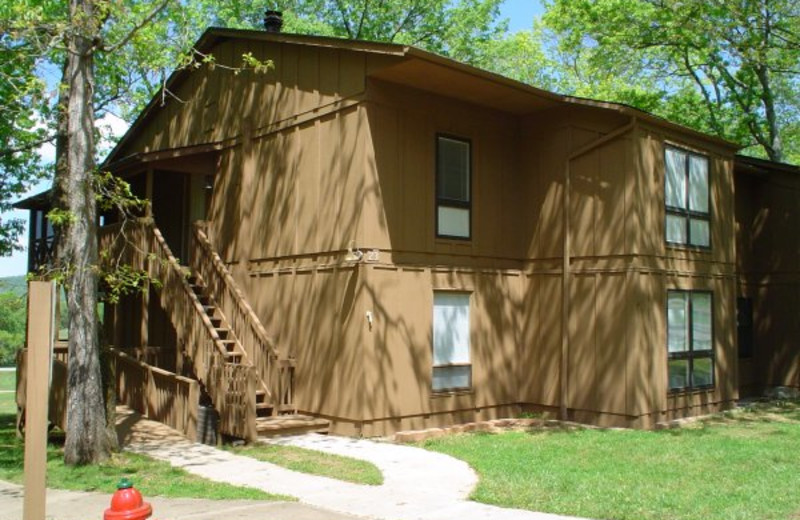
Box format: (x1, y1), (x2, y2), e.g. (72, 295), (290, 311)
(15, 345), (68, 434)
(17, 346), (201, 441)
(113, 349), (199, 441)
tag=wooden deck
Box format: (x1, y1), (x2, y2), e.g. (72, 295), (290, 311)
(256, 414), (330, 437)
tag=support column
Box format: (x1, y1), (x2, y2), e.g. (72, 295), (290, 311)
(23, 281), (56, 520)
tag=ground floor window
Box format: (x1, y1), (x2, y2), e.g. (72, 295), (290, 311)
(667, 290), (714, 391)
(432, 292), (471, 391)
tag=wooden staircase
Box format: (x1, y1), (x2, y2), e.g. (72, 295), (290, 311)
(185, 225), (330, 438)
(99, 218), (329, 441)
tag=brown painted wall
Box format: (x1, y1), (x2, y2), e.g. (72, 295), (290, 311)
(736, 167), (800, 393)
(112, 36), (746, 434)
(116, 39), (390, 159)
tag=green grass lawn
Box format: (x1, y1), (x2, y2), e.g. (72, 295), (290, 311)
(0, 370), (16, 416)
(228, 443), (383, 485)
(422, 402), (800, 520)
(0, 413), (289, 501)
(0, 370), (15, 392)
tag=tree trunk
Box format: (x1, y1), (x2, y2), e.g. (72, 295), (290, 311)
(60, 0), (110, 466)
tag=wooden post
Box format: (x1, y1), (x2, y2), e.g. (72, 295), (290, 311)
(23, 281), (56, 520)
(140, 282), (149, 351)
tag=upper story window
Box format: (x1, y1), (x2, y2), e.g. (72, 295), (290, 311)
(665, 145), (710, 248)
(436, 135), (471, 239)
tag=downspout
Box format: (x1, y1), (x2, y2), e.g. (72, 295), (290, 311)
(560, 116), (638, 421)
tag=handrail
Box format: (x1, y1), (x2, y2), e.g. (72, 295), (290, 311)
(111, 348), (200, 441)
(99, 219), (257, 441)
(190, 221), (293, 413)
(192, 222), (280, 358)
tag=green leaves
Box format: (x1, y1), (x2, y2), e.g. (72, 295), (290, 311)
(541, 0), (799, 163)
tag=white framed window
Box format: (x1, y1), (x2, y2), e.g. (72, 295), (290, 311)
(432, 292), (471, 391)
(667, 291), (714, 391)
(436, 135), (471, 239)
(665, 146), (710, 248)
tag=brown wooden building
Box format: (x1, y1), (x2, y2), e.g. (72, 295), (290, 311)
(18, 26), (799, 439)
(735, 156), (800, 396)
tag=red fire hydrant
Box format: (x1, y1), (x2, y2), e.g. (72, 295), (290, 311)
(104, 478), (153, 520)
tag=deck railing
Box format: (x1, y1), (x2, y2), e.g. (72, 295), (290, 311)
(190, 222), (294, 414)
(113, 348), (200, 441)
(99, 219), (257, 441)
(15, 344), (67, 433)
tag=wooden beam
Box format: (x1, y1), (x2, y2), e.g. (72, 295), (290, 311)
(23, 281), (56, 520)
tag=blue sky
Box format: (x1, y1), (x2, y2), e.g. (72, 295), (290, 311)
(500, 0), (544, 32)
(0, 0), (546, 278)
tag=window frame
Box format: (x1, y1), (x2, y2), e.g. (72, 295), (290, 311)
(666, 290), (715, 393)
(435, 134), (472, 240)
(664, 145), (711, 250)
(431, 291), (473, 393)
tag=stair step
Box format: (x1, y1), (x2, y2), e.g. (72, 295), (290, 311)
(219, 339), (236, 351)
(216, 328), (230, 339)
(224, 352), (243, 362)
(256, 402), (273, 418)
(256, 414), (330, 437)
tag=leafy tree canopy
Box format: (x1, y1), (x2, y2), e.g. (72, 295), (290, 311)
(540, 0), (799, 163)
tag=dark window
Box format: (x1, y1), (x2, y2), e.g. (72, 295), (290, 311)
(667, 291), (715, 391)
(665, 146), (710, 248)
(436, 135), (471, 239)
(737, 297), (754, 359)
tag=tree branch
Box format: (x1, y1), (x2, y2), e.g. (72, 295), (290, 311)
(0, 135), (56, 159)
(98, 0), (171, 53)
(334, 0), (355, 38)
(682, 50), (723, 135)
(355, 0), (370, 39)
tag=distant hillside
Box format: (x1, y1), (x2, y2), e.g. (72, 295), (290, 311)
(0, 276), (26, 296)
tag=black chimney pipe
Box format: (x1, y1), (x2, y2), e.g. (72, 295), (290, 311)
(264, 10), (283, 33)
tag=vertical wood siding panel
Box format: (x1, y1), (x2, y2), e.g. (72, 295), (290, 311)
(318, 114), (341, 251)
(298, 47), (320, 114)
(595, 273), (627, 415)
(295, 121), (319, 254)
(568, 273), (596, 411)
(597, 140), (626, 256)
(339, 51), (365, 97)
(361, 105), (392, 249)
(280, 44), (299, 121)
(570, 148), (597, 258)
(318, 48), (340, 105)
(338, 108), (361, 248)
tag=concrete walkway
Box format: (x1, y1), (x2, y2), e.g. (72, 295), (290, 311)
(0, 480), (359, 520)
(121, 409), (583, 520)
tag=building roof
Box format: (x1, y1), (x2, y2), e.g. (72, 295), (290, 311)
(734, 154), (800, 177)
(104, 28), (739, 170)
(17, 26), (744, 210)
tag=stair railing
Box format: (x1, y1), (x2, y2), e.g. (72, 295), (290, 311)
(189, 221), (295, 414)
(99, 219), (258, 441)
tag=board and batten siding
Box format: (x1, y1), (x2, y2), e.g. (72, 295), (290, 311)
(112, 35), (743, 432)
(115, 38), (385, 159)
(736, 166), (800, 395)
